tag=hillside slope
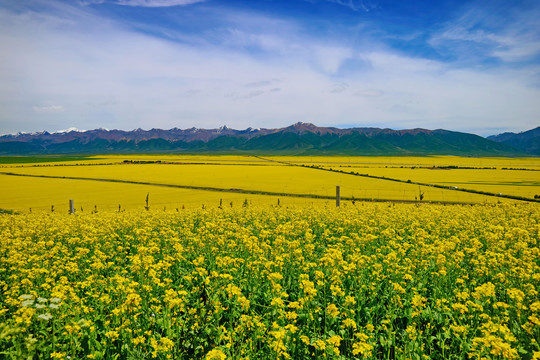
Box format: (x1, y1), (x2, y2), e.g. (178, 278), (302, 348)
(0, 123), (522, 156)
(487, 126), (540, 155)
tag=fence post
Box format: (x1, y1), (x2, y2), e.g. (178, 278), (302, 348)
(336, 186), (340, 207)
(69, 199), (74, 214)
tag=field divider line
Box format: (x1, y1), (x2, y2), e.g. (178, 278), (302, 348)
(0, 171), (471, 205)
(255, 156), (540, 203)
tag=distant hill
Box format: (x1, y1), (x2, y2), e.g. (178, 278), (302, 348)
(487, 126), (540, 155)
(0, 122), (523, 156)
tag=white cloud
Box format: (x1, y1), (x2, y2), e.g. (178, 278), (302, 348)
(492, 40), (540, 63)
(312, 45), (352, 74)
(115, 0), (204, 7)
(32, 105), (65, 113)
(0, 1), (539, 136)
(324, 0), (378, 12)
(82, 0), (204, 7)
(429, 1), (540, 63)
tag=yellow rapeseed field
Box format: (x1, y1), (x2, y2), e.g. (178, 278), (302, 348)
(337, 167), (540, 199)
(0, 163), (517, 212)
(267, 156), (540, 170)
(0, 203), (538, 359)
(0, 174), (327, 213)
(4, 155), (540, 169)
(1, 155), (537, 212)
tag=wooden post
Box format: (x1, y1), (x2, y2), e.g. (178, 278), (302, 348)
(69, 199), (74, 214)
(336, 186), (340, 207)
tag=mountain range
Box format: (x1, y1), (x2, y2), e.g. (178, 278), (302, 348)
(487, 126), (540, 155)
(0, 122), (536, 156)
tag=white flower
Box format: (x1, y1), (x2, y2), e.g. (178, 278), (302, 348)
(19, 294), (33, 300)
(38, 313), (53, 321)
(49, 304), (60, 309)
(21, 300), (34, 307)
(35, 304), (46, 309)
(50, 297), (62, 303)
(37, 297), (48, 303)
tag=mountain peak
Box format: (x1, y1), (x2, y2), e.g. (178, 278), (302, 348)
(0, 123), (529, 155)
(291, 122), (317, 129)
(488, 126), (540, 155)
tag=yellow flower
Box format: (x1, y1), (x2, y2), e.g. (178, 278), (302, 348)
(50, 352), (66, 359)
(530, 302), (540, 312)
(344, 295), (356, 306)
(268, 272), (283, 281)
(132, 336), (145, 345)
(342, 318), (357, 329)
(507, 288), (525, 302)
(352, 341), (373, 357)
(237, 296), (250, 311)
(271, 297), (284, 307)
(287, 301), (301, 309)
(313, 339), (326, 351)
(473, 282), (496, 300)
(105, 330), (119, 341)
(326, 303), (339, 318)
(205, 349), (227, 360)
(326, 335), (342, 347)
(285, 324), (298, 333)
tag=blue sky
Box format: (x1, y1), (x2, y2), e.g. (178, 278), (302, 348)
(1, 0), (539, 136)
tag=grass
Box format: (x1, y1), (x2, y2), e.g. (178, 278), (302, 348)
(0, 155), (102, 164)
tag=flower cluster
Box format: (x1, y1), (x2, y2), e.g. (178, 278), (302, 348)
(0, 202), (538, 359)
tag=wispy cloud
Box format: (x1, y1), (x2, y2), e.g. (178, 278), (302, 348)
(115, 0), (204, 7)
(322, 0), (378, 12)
(355, 90), (382, 97)
(244, 90), (265, 99)
(429, 0), (540, 64)
(330, 82), (349, 93)
(81, 0), (204, 7)
(244, 80), (278, 88)
(32, 105), (65, 113)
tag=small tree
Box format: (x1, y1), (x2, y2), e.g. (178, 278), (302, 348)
(145, 193), (150, 211)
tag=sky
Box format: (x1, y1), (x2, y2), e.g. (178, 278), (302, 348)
(1, 0), (539, 136)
